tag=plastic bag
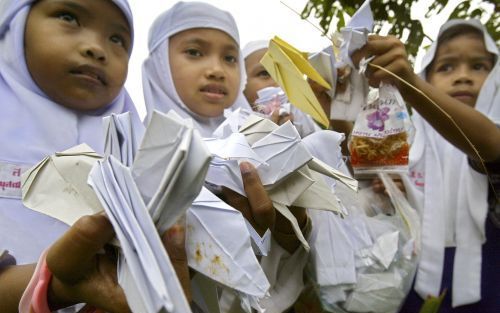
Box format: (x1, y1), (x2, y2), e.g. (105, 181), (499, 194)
(253, 86), (290, 116)
(302, 173), (420, 313)
(348, 84), (414, 177)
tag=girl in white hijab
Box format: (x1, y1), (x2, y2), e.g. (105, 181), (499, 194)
(0, 0), (143, 311)
(142, 1), (251, 137)
(352, 19), (499, 311)
(142, 3), (312, 312)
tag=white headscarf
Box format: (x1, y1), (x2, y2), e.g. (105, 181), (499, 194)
(0, 0), (142, 264)
(242, 40), (269, 60)
(407, 19), (499, 307)
(142, 1), (252, 137)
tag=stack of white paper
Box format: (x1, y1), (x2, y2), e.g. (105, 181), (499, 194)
(22, 110), (214, 313)
(205, 114), (358, 252)
(103, 112), (144, 167)
(89, 156), (191, 313)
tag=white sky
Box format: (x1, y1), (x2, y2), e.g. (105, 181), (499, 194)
(125, 0), (487, 119)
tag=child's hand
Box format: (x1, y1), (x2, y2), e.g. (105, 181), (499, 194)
(162, 222), (191, 303)
(46, 214), (130, 313)
(221, 162), (308, 253)
(352, 35), (417, 91)
(270, 110), (294, 126)
(46, 214), (192, 312)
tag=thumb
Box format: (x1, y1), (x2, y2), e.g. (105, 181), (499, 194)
(47, 214), (114, 283)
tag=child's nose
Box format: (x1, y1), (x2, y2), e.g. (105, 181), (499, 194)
(80, 40), (107, 63)
(206, 59), (225, 81)
(453, 65), (473, 85)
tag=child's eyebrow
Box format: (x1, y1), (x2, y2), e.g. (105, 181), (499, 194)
(52, 0), (90, 15)
(110, 22), (131, 37)
(182, 38), (238, 52)
(51, 0), (130, 36)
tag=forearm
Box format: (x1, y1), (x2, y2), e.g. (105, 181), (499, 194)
(0, 264), (35, 313)
(401, 77), (500, 161)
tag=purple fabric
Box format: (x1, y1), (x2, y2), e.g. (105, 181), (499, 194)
(0, 0), (143, 264)
(401, 218), (500, 312)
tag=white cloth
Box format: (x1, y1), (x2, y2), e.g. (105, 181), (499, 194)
(405, 19), (499, 307)
(0, 0), (142, 265)
(142, 1), (251, 137)
(242, 40), (269, 60)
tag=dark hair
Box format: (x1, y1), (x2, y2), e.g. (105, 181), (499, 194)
(426, 24), (495, 76)
(437, 24), (484, 46)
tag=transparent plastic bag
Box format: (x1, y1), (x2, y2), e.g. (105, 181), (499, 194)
(253, 86), (290, 116)
(304, 173), (420, 313)
(348, 84), (414, 177)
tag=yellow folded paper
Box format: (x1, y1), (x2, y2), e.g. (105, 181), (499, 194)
(260, 36), (331, 128)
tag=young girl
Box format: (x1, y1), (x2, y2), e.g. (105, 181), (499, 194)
(141, 2), (311, 312)
(141, 1), (252, 137)
(353, 19), (499, 312)
(0, 0), (158, 311)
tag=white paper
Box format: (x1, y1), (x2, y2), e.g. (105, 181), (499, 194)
(252, 121), (312, 186)
(186, 187), (270, 299)
(89, 157), (191, 313)
(21, 144), (104, 226)
(133, 110), (212, 233)
(103, 112), (142, 167)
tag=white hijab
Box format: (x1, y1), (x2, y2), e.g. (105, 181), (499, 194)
(242, 40), (269, 60)
(142, 1), (251, 137)
(0, 0), (142, 264)
(407, 19), (499, 307)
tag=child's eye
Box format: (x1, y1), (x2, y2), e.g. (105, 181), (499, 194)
(57, 12), (79, 25)
(185, 48), (202, 57)
(436, 64), (453, 72)
(257, 70), (270, 78)
(224, 55), (238, 64)
(472, 63), (490, 71)
(110, 34), (128, 50)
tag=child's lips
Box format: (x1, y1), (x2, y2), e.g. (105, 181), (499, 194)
(450, 91), (474, 102)
(70, 65), (107, 86)
(200, 84), (227, 101)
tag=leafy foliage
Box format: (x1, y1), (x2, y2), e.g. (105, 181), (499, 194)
(301, 0), (499, 59)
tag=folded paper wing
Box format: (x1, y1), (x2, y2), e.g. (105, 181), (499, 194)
(261, 36), (331, 128)
(21, 144), (104, 226)
(132, 110), (212, 233)
(103, 112), (143, 167)
(187, 187), (270, 298)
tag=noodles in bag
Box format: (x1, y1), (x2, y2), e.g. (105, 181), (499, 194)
(349, 84), (414, 176)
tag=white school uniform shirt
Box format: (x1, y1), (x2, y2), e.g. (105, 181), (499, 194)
(401, 19), (499, 307)
(142, 1), (252, 137)
(0, 0), (142, 265)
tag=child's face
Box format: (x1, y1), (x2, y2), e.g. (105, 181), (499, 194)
(243, 48), (277, 105)
(427, 33), (494, 107)
(24, 0), (131, 111)
(169, 28), (241, 118)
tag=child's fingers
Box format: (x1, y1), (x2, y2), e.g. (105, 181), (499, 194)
(270, 110), (280, 124)
(278, 113), (293, 125)
(240, 162), (276, 231)
(161, 225), (192, 302)
(220, 186), (253, 223)
(46, 214), (114, 284)
(352, 35), (403, 68)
